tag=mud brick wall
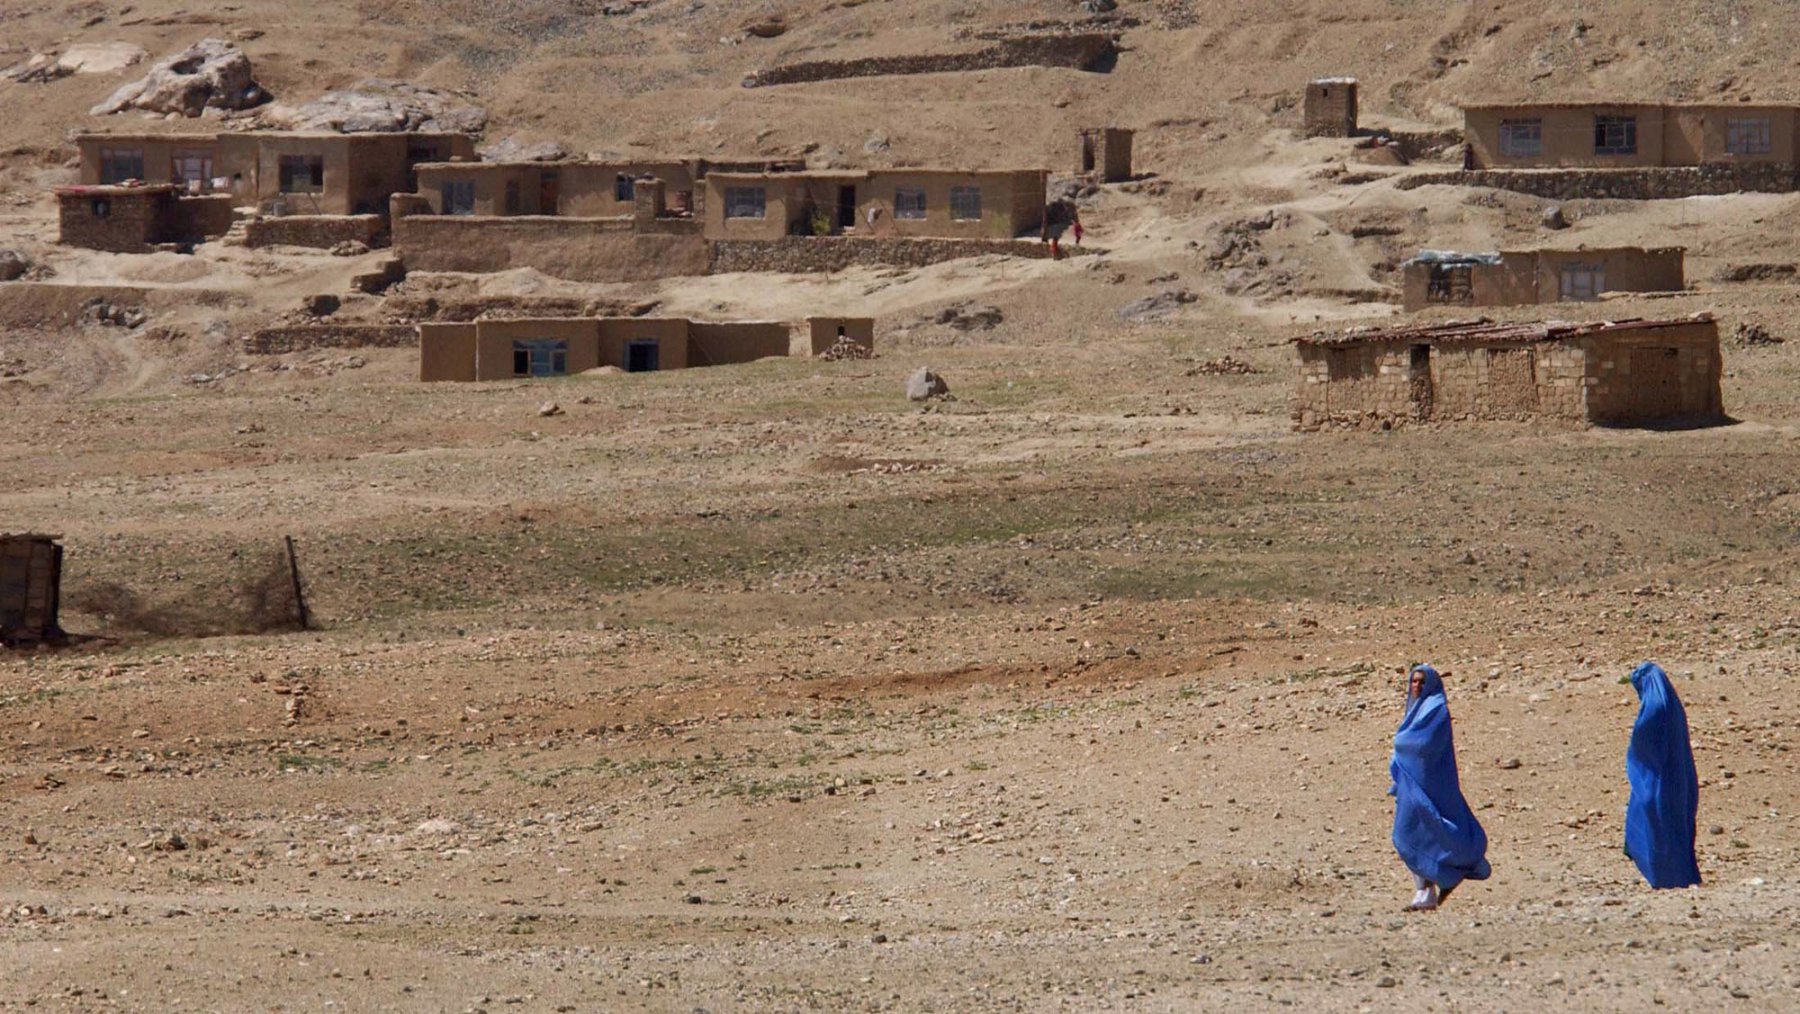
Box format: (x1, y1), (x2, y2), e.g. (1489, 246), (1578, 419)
(707, 236), (1056, 273)
(1291, 341), (1591, 431)
(244, 215), (387, 250)
(244, 325), (418, 354)
(394, 216), (708, 282)
(1396, 163), (1800, 199)
(742, 33), (1117, 87)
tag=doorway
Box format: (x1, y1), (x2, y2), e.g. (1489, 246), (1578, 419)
(626, 340), (660, 373)
(1409, 344), (1434, 419)
(1081, 134), (1096, 173)
(539, 171), (560, 216)
(837, 185), (857, 232)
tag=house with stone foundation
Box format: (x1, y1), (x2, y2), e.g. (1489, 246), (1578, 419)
(55, 183), (234, 252)
(1291, 314), (1723, 430)
(1402, 247), (1685, 311)
(1463, 103), (1800, 170)
(419, 315), (873, 381)
(66, 130), (475, 249)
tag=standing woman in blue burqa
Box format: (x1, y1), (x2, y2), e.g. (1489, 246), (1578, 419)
(1390, 664), (1491, 911)
(1624, 661), (1702, 888)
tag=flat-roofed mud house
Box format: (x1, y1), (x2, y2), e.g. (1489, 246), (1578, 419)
(1291, 314), (1723, 430)
(703, 168), (1047, 240)
(1305, 78), (1359, 137)
(410, 157), (796, 217)
(1076, 128), (1133, 182)
(1402, 247), (1685, 311)
(1463, 103), (1799, 169)
(55, 183), (234, 252)
(421, 316), (807, 381)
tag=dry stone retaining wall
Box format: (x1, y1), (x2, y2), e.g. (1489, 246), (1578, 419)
(244, 324), (416, 354)
(1397, 163), (1800, 199)
(708, 236), (1057, 273)
(244, 215), (386, 249)
(743, 33), (1117, 87)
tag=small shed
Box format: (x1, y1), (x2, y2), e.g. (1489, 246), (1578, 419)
(56, 184), (179, 252)
(1076, 127), (1134, 182)
(1291, 314), (1723, 430)
(1304, 78), (1359, 137)
(0, 534), (65, 646)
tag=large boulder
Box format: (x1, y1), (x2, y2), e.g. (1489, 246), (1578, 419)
(89, 39), (266, 117)
(267, 79), (487, 134)
(479, 137), (569, 162)
(0, 249), (28, 282)
(58, 42), (148, 76)
(904, 367), (950, 401)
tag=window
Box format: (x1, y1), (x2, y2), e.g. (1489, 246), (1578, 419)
(1594, 116), (1637, 156)
(512, 340), (568, 377)
(615, 174), (635, 202)
(504, 180), (520, 215)
(1426, 264), (1473, 304)
(1559, 263), (1605, 301)
(724, 186), (766, 219)
(278, 155), (325, 194)
(98, 147), (144, 185)
(171, 152), (213, 187)
(442, 181), (475, 215)
(90, 198), (111, 220)
(1727, 117), (1772, 156)
(626, 340), (660, 373)
(949, 185), (982, 221)
(1498, 119), (1542, 158)
(894, 187), (926, 220)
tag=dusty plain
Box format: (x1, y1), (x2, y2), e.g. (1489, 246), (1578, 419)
(2, 0), (1800, 1011)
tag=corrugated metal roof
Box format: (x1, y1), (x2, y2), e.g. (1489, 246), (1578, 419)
(1295, 313), (1714, 347)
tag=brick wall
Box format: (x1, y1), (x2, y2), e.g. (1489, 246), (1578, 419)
(1397, 163), (1800, 199)
(707, 236), (1058, 273)
(742, 33), (1117, 87)
(244, 325), (418, 354)
(394, 215), (708, 282)
(244, 215), (387, 250)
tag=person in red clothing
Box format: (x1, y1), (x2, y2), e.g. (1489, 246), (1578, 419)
(1072, 214), (1085, 246)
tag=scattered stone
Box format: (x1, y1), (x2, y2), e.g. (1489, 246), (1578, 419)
(1080, 0), (1118, 12)
(1376, 976), (1397, 988)
(743, 15), (788, 38)
(904, 367), (950, 401)
(480, 137), (571, 163)
(1730, 322), (1785, 347)
(414, 818), (460, 836)
(1541, 206), (1570, 230)
(155, 833), (188, 852)
(863, 132), (891, 156)
(303, 294), (341, 318)
(934, 303), (1003, 331)
(81, 299), (147, 329)
(1713, 262), (1796, 283)
(537, 402), (563, 417)
(1116, 289), (1197, 322)
(266, 78), (486, 134)
(90, 39), (267, 118)
(819, 336), (875, 361)
(329, 240), (371, 257)
(56, 42), (148, 76)
(1499, 757), (1522, 770)
(1185, 355), (1257, 376)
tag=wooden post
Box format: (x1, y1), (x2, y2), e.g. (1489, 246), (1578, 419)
(285, 535), (311, 631)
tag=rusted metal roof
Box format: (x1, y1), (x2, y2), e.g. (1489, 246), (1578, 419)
(1295, 313), (1715, 347)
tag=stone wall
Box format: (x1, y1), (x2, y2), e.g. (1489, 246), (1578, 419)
(742, 33), (1117, 87)
(1291, 341), (1590, 431)
(244, 324), (418, 354)
(171, 195), (237, 244)
(57, 190), (169, 252)
(707, 236), (1057, 274)
(1396, 163), (1800, 199)
(244, 215), (387, 250)
(394, 215), (708, 282)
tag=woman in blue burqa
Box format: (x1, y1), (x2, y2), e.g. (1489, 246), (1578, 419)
(1390, 664), (1490, 911)
(1624, 661), (1702, 889)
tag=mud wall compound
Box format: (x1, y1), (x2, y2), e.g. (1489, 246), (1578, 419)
(244, 325), (418, 354)
(243, 215), (386, 250)
(707, 236), (1057, 274)
(1397, 164), (1800, 200)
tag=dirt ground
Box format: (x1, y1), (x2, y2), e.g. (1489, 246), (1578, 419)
(4, 1), (1800, 1010)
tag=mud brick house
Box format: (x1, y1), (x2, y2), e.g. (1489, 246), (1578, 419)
(1291, 314), (1723, 430)
(411, 157), (798, 217)
(1305, 78), (1359, 137)
(55, 183), (233, 252)
(806, 316), (875, 355)
(701, 168), (1047, 240)
(0, 534), (64, 647)
(1462, 103), (1800, 169)
(1076, 127), (1133, 182)
(75, 131), (474, 211)
(1402, 247), (1686, 311)
(419, 316), (803, 381)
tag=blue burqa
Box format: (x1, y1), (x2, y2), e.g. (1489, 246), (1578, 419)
(1390, 665), (1491, 891)
(1624, 661), (1702, 889)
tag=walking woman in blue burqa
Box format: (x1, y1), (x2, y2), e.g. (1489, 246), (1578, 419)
(1390, 664), (1491, 911)
(1624, 661), (1702, 889)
